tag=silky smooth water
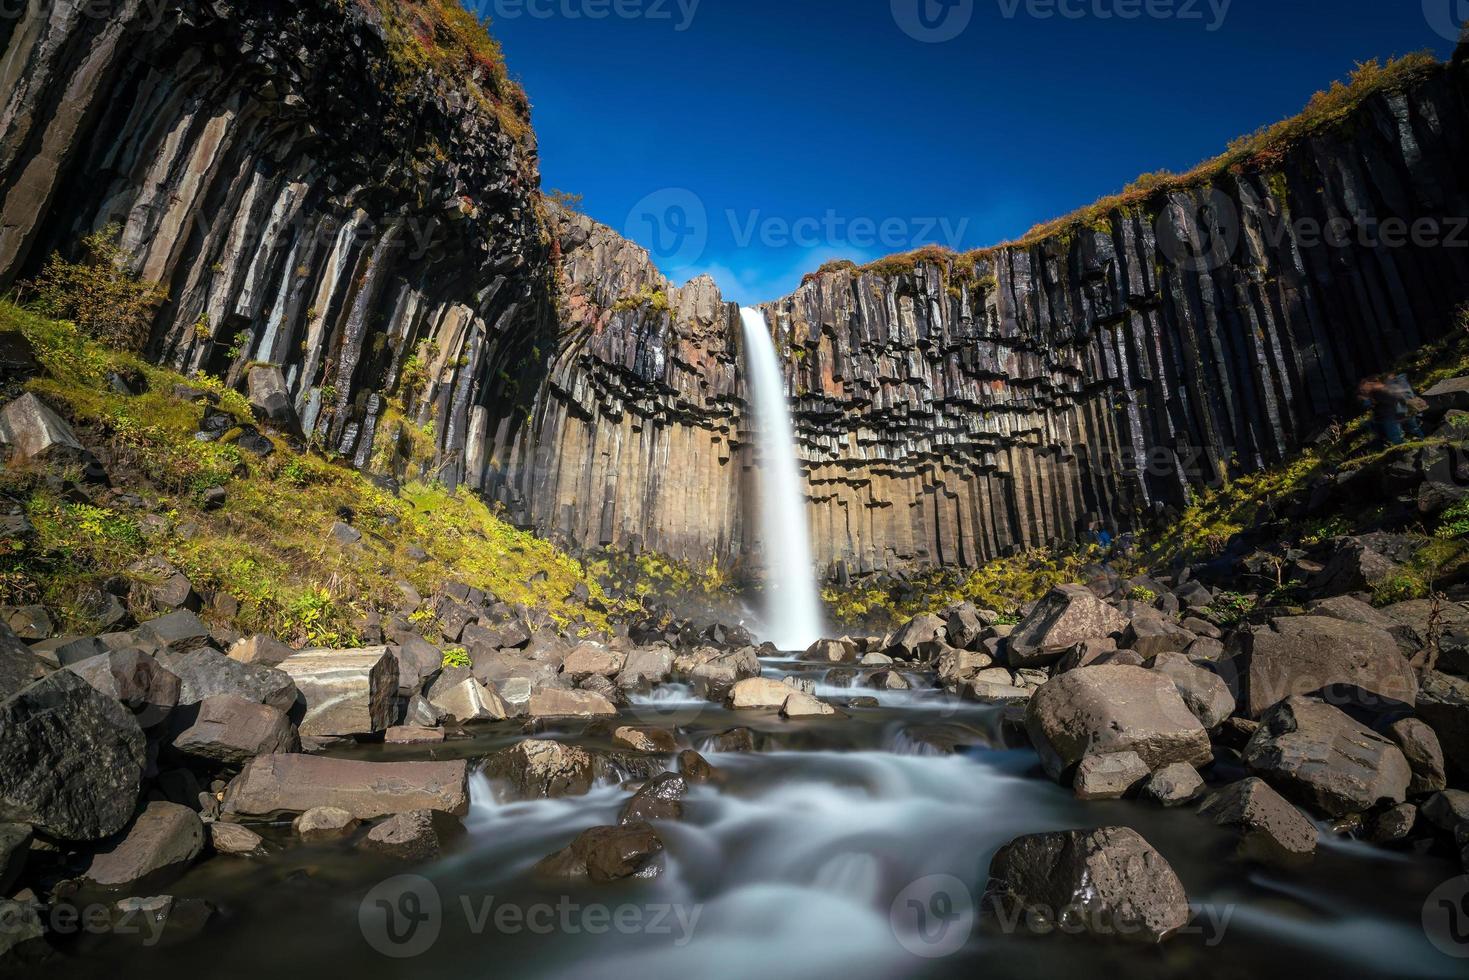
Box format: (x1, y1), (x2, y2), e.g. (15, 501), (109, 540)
(739, 307), (824, 650)
(51, 650), (1463, 980)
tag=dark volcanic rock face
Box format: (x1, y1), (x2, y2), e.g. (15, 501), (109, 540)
(3, 3), (1469, 581)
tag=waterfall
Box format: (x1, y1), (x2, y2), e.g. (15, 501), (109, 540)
(740, 307), (824, 651)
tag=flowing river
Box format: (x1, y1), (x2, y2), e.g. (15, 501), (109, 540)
(67, 651), (1461, 980)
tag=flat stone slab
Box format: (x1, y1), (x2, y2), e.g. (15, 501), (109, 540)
(222, 754), (469, 820)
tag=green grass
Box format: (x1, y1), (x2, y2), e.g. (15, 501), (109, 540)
(0, 302), (616, 641)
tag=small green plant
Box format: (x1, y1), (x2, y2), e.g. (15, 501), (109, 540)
(441, 647), (471, 669)
(1373, 571), (1429, 605)
(1128, 586), (1158, 603)
(1436, 497), (1469, 540)
(1208, 591), (1257, 627)
(28, 225), (168, 353)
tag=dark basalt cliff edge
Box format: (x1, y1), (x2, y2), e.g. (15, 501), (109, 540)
(0, 0), (549, 484)
(4, 2), (1469, 583)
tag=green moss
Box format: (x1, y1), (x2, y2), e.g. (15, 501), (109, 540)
(0, 301), (613, 640)
(611, 284), (671, 315)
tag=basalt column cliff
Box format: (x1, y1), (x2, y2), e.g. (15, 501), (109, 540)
(4, 2), (1469, 584)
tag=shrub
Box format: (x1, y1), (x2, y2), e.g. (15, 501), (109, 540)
(28, 225), (167, 353)
(441, 647), (471, 669)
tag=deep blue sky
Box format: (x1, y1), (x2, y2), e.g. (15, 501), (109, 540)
(483, 0), (1459, 303)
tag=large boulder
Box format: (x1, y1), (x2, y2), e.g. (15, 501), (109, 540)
(1073, 751), (1149, 801)
(803, 638), (856, 664)
(1146, 652), (1234, 729)
(1385, 718), (1447, 795)
(1226, 616), (1417, 718)
(1417, 671), (1469, 784)
(983, 827), (1190, 943)
(423, 668), (508, 723)
(1124, 617), (1195, 659)
(67, 649), (179, 729)
(390, 635), (442, 697)
(157, 648), (297, 713)
(1008, 586), (1128, 669)
(134, 608), (209, 649)
(1025, 665), (1212, 782)
(944, 604), (986, 650)
(1243, 697), (1411, 817)
(1307, 537), (1404, 597)
(0, 671), (146, 841)
(561, 642), (626, 680)
(727, 677), (794, 710)
(534, 822), (663, 881)
(619, 772), (687, 824)
(226, 634), (296, 667)
(674, 646), (760, 689)
(616, 647), (675, 688)
(81, 802), (204, 888)
(247, 364), (300, 433)
(170, 695), (298, 766)
(481, 739), (595, 798)
(222, 754), (470, 820)
(276, 648), (397, 736)
(0, 392), (85, 464)
(885, 613), (946, 661)
(360, 809), (461, 861)
(1198, 777), (1318, 866)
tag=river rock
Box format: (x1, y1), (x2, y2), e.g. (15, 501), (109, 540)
(1146, 652), (1235, 729)
(1073, 751), (1150, 800)
(619, 772), (687, 824)
(483, 739), (595, 798)
(1056, 637), (1119, 673)
(0, 670), (146, 840)
(222, 755), (470, 819)
(945, 603), (986, 650)
(1243, 697), (1411, 817)
(936, 648), (993, 686)
(68, 648), (180, 729)
(885, 613), (946, 661)
(158, 648), (298, 713)
(612, 726), (678, 753)
(209, 822), (266, 857)
(983, 826), (1190, 943)
(1367, 803), (1418, 844)
(1416, 671), (1469, 784)
(293, 806), (358, 842)
(360, 809), (461, 861)
(677, 749), (720, 784)
(562, 642), (626, 680)
(0, 898), (44, 961)
(82, 802), (204, 888)
(390, 635), (442, 697)
(1141, 763), (1204, 807)
(781, 691), (841, 717)
(1385, 718), (1446, 794)
(1025, 665), (1212, 782)
(1228, 616), (1416, 718)
(1124, 617), (1195, 659)
(276, 648), (397, 736)
(676, 646), (761, 689)
(1197, 777), (1318, 866)
(170, 694), (297, 766)
(1008, 586), (1129, 669)
(804, 638), (856, 663)
(424, 668), (508, 722)
(534, 822), (663, 881)
(617, 647), (674, 687)
(728, 677), (794, 709)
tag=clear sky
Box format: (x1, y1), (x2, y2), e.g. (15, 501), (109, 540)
(484, 0), (1460, 304)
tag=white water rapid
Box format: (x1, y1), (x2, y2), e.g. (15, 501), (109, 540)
(739, 307), (824, 651)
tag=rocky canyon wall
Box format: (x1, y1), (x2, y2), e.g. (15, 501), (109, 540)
(0, 0), (551, 484)
(3, 2), (1469, 585)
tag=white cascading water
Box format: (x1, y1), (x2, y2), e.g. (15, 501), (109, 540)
(739, 307), (824, 650)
